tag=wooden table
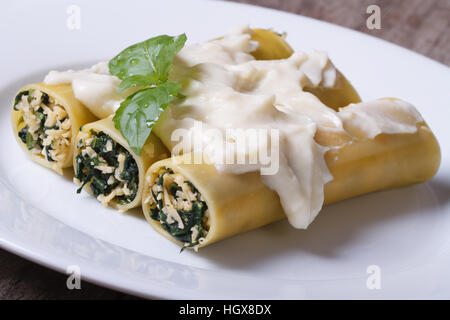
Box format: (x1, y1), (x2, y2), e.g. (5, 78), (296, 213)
(1, 0), (449, 300)
(233, 0), (450, 66)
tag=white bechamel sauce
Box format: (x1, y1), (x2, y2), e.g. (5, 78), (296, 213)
(299, 50), (337, 88)
(338, 98), (424, 139)
(156, 46), (344, 228)
(175, 25), (259, 67)
(44, 62), (125, 119)
(43, 26), (424, 229)
(43, 26), (258, 119)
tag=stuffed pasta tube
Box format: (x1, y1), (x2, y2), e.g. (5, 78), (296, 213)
(73, 116), (169, 211)
(11, 83), (97, 174)
(251, 28), (361, 110)
(63, 28), (335, 211)
(142, 99), (440, 250)
(223, 28), (362, 110)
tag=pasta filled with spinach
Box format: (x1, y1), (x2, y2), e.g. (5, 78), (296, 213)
(143, 99), (441, 250)
(73, 116), (169, 211)
(11, 83), (97, 174)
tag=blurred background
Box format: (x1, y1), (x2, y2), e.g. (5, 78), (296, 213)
(1, 0), (449, 299)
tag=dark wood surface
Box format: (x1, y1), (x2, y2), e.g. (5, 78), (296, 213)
(1, 0), (449, 300)
(231, 0), (450, 66)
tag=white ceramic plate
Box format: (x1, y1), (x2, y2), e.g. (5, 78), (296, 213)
(1, 0), (449, 299)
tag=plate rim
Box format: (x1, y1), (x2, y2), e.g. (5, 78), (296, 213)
(1, 0), (449, 299)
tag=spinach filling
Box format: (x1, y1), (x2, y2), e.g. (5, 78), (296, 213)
(14, 90), (67, 163)
(75, 130), (139, 205)
(149, 169), (208, 250)
(18, 107), (51, 152)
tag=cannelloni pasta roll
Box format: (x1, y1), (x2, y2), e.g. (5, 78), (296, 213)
(250, 28), (361, 110)
(11, 83), (97, 174)
(142, 100), (440, 250)
(303, 70), (362, 111)
(250, 28), (294, 60)
(73, 116), (169, 211)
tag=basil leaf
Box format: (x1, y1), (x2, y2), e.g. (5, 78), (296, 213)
(109, 34), (186, 91)
(113, 82), (181, 155)
(116, 75), (155, 93)
(109, 33), (187, 155)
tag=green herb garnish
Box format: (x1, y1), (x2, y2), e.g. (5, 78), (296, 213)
(109, 34), (187, 155)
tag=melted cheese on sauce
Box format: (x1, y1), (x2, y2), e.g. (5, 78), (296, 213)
(43, 26), (424, 228)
